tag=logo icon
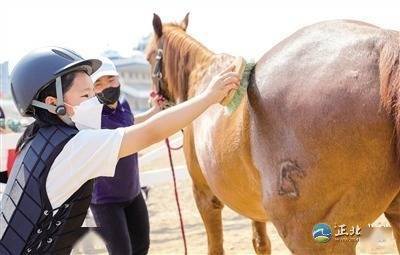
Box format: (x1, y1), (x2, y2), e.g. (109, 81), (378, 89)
(313, 223), (332, 243)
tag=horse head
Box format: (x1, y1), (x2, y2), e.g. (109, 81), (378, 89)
(145, 13), (190, 105)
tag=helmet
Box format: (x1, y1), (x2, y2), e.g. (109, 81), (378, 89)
(10, 47), (102, 117)
(91, 56), (119, 83)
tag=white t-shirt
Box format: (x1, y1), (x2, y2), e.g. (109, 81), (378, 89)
(46, 128), (125, 210)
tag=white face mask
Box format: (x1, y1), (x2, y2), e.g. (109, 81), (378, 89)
(69, 97), (104, 130)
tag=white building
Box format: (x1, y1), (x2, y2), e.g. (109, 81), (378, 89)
(104, 36), (154, 113)
(112, 53), (152, 113)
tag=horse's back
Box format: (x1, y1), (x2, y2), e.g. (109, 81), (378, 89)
(251, 20), (397, 134)
(247, 20), (400, 235)
(250, 20), (399, 164)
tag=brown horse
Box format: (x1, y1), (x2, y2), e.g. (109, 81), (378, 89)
(146, 14), (400, 254)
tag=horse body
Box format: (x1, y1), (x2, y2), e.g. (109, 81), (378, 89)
(147, 16), (400, 254)
(248, 20), (400, 251)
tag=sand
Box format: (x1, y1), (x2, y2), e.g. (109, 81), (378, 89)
(142, 179), (397, 254)
(146, 179), (291, 254)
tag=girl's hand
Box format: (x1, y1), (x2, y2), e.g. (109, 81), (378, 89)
(203, 64), (240, 104)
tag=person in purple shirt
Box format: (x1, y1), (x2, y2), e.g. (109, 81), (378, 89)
(90, 57), (166, 255)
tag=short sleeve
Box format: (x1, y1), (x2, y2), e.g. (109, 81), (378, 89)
(46, 128), (125, 209)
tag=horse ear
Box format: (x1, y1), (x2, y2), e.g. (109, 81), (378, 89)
(153, 13), (163, 38)
(180, 12), (190, 31)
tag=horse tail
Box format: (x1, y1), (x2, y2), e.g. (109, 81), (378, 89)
(379, 38), (400, 158)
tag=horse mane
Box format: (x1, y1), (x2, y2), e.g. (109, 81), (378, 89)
(162, 24), (213, 103)
(379, 33), (400, 160)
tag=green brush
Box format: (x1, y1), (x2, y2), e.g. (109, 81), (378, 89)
(220, 57), (256, 114)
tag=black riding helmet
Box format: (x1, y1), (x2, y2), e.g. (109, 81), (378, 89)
(10, 47), (101, 118)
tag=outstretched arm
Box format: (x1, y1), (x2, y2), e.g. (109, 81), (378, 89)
(118, 65), (239, 158)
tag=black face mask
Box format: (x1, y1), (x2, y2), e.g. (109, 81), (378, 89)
(96, 85), (121, 105)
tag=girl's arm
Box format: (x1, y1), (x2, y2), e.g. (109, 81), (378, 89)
(118, 65), (239, 158)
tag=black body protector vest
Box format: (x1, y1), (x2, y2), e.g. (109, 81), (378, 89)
(0, 125), (93, 255)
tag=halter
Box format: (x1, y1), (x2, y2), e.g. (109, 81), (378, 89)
(152, 39), (166, 98)
(151, 39), (176, 109)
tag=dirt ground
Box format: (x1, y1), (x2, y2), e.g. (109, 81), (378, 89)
(146, 179), (397, 255)
(72, 178), (291, 255)
(146, 179), (290, 254)
(34, 178), (400, 255)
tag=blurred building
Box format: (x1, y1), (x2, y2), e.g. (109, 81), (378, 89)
(103, 49), (122, 60)
(0, 61), (10, 98)
(134, 35), (151, 52)
(104, 36), (153, 113)
(114, 54), (152, 113)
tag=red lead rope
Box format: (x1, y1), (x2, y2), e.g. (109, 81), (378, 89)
(165, 137), (187, 255)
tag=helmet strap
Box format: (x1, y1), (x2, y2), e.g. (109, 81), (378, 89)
(31, 77), (75, 126)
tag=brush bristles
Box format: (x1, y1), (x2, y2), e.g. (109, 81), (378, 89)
(224, 62), (256, 114)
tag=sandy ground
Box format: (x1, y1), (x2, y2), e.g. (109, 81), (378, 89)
(146, 179), (291, 255)
(72, 179), (291, 255)
(72, 178), (398, 254)
(139, 132), (186, 172)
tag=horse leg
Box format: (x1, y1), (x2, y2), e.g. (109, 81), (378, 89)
(384, 192), (400, 252)
(193, 183), (225, 255)
(184, 126), (225, 254)
(252, 221), (271, 255)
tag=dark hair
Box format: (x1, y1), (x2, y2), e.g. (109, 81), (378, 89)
(16, 71), (81, 152)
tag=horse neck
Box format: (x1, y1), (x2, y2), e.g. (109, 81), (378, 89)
(163, 29), (215, 102)
(163, 30), (251, 161)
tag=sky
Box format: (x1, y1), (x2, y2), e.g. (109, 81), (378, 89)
(2, 0), (400, 71)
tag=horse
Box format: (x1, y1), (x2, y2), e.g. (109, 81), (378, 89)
(145, 14), (400, 254)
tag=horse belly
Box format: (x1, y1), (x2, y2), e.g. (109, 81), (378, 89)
(192, 104), (268, 221)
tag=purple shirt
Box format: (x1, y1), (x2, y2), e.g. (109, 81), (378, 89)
(91, 99), (140, 204)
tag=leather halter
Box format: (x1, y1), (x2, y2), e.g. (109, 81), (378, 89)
(151, 39), (177, 109)
(152, 39), (166, 99)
